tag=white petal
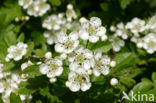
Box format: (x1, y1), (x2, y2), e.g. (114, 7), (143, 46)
(55, 67), (63, 76)
(82, 60), (91, 70)
(96, 27), (106, 36)
(40, 64), (49, 74)
(89, 36), (99, 43)
(90, 17), (101, 27)
(69, 82), (80, 92)
(101, 66), (109, 75)
(69, 62), (78, 71)
(69, 31), (78, 41)
(81, 82), (91, 91)
(79, 30), (89, 40)
(55, 44), (65, 53)
(93, 69), (100, 77)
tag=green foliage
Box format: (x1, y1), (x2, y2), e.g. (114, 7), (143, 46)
(0, 0), (155, 103)
(10, 93), (22, 103)
(120, 0), (134, 9)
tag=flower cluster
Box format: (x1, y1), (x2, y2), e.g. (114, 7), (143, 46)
(18, 0), (50, 17)
(42, 4), (80, 45)
(79, 17), (107, 43)
(40, 56), (63, 83)
(5, 42), (28, 62)
(0, 68), (32, 103)
(109, 15), (156, 54)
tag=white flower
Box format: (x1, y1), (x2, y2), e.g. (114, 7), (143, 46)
(136, 38), (143, 48)
(27, 0), (50, 17)
(0, 72), (31, 103)
(79, 17), (107, 43)
(66, 67), (91, 92)
(91, 51), (110, 76)
(45, 52), (52, 59)
(68, 46), (93, 71)
(143, 33), (156, 54)
(66, 4), (77, 22)
(147, 14), (156, 33)
(116, 22), (129, 39)
(110, 61), (116, 67)
(110, 78), (118, 86)
(109, 35), (125, 52)
(42, 14), (65, 30)
(21, 60), (33, 71)
(40, 57), (63, 80)
(6, 42), (28, 61)
(55, 31), (79, 54)
(43, 31), (58, 45)
(126, 17), (145, 36)
(110, 25), (116, 32)
(18, 0), (33, 9)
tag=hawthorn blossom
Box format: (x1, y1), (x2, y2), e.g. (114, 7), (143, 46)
(109, 35), (125, 52)
(42, 14), (65, 30)
(0, 72), (32, 103)
(6, 42), (28, 61)
(116, 22), (129, 40)
(68, 46), (93, 71)
(18, 0), (33, 9)
(55, 31), (79, 54)
(79, 17), (107, 43)
(66, 67), (91, 92)
(126, 17), (145, 36)
(143, 33), (156, 54)
(66, 4), (77, 22)
(40, 57), (63, 82)
(43, 31), (58, 45)
(19, 0), (50, 17)
(91, 51), (111, 76)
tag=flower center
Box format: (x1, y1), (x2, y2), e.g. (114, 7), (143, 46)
(135, 25), (141, 30)
(75, 54), (84, 63)
(51, 20), (56, 26)
(95, 60), (102, 68)
(148, 41), (155, 48)
(64, 41), (74, 49)
(13, 49), (22, 57)
(76, 75), (86, 83)
(88, 25), (96, 35)
(49, 63), (58, 71)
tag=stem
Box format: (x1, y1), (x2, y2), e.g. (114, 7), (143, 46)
(86, 40), (89, 48)
(20, 21), (27, 28)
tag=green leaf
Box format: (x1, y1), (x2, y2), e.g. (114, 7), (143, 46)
(89, 41), (112, 53)
(130, 81), (153, 94)
(152, 72), (156, 83)
(3, 61), (15, 72)
(33, 49), (45, 58)
(100, 3), (109, 11)
(17, 33), (25, 42)
(10, 93), (22, 103)
(4, 30), (17, 46)
(120, 77), (136, 88)
(91, 76), (106, 84)
(120, 0), (134, 10)
(31, 31), (46, 46)
(0, 98), (4, 103)
(49, 0), (61, 6)
(0, 2), (22, 27)
(112, 52), (134, 69)
(19, 82), (36, 95)
(24, 42), (34, 58)
(23, 65), (42, 77)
